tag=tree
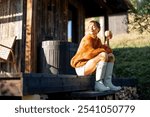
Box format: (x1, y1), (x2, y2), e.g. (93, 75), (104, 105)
(130, 0), (150, 14)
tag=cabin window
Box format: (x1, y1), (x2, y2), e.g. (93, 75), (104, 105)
(68, 20), (72, 42)
(68, 4), (78, 43)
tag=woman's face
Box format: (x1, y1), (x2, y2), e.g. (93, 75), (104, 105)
(88, 22), (100, 35)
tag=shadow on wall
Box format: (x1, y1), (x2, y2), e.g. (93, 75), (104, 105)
(37, 41), (78, 75)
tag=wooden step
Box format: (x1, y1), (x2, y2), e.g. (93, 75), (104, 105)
(71, 78), (138, 100)
(23, 73), (95, 95)
(71, 90), (119, 99)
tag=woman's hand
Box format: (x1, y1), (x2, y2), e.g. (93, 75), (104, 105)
(105, 30), (113, 40)
(102, 44), (113, 54)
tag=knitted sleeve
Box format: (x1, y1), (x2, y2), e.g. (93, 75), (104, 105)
(70, 35), (106, 68)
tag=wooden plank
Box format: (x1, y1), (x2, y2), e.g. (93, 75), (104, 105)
(0, 0), (23, 39)
(71, 78), (138, 99)
(24, 0), (37, 72)
(104, 12), (109, 46)
(25, 0), (33, 72)
(0, 96), (22, 100)
(23, 73), (95, 95)
(0, 36), (16, 60)
(0, 73), (21, 80)
(21, 0), (27, 72)
(71, 90), (118, 98)
(32, 0), (37, 72)
(0, 46), (10, 60)
(60, 0), (68, 41)
(0, 0), (23, 72)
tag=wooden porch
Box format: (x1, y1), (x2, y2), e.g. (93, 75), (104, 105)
(0, 0), (134, 99)
(0, 73), (138, 100)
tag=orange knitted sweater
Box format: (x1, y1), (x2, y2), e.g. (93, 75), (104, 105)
(70, 34), (112, 68)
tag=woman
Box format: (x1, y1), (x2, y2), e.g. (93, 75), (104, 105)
(70, 20), (121, 91)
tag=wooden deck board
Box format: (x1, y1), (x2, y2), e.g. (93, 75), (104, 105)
(0, 73), (138, 99)
(71, 90), (119, 98)
(0, 73), (21, 79)
(23, 73), (95, 95)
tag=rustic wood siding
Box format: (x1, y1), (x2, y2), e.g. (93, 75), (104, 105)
(0, 0), (23, 72)
(41, 0), (68, 41)
(35, 0), (85, 44)
(0, 0), (93, 73)
(35, 0), (85, 72)
(0, 0), (23, 39)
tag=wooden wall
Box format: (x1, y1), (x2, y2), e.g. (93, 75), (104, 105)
(0, 0), (23, 72)
(36, 0), (85, 44)
(0, 0), (90, 73)
(34, 0), (85, 72)
(109, 13), (128, 35)
(0, 0), (23, 39)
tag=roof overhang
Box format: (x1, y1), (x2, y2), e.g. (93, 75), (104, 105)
(80, 0), (132, 18)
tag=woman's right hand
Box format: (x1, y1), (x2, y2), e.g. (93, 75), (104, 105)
(102, 44), (113, 54)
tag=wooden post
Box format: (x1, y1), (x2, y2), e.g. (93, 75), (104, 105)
(104, 12), (109, 46)
(24, 0), (33, 73)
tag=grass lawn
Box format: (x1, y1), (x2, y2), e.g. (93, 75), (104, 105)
(109, 33), (150, 99)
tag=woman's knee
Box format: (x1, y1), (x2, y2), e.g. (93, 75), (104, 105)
(98, 52), (108, 62)
(108, 53), (115, 62)
(91, 52), (108, 64)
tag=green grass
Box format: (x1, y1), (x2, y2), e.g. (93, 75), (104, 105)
(109, 33), (150, 99)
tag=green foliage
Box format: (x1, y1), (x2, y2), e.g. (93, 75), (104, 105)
(130, 0), (150, 14)
(114, 47), (150, 99)
(130, 0), (137, 9)
(128, 13), (150, 34)
(137, 0), (150, 14)
(114, 47), (150, 78)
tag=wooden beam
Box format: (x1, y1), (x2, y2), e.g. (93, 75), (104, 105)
(24, 0), (37, 73)
(31, 0), (37, 72)
(24, 0), (33, 73)
(23, 73), (95, 95)
(104, 12), (109, 46)
(21, 0), (27, 72)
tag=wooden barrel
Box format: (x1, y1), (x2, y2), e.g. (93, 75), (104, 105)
(39, 40), (77, 74)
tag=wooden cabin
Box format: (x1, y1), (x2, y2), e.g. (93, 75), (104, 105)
(0, 0), (133, 99)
